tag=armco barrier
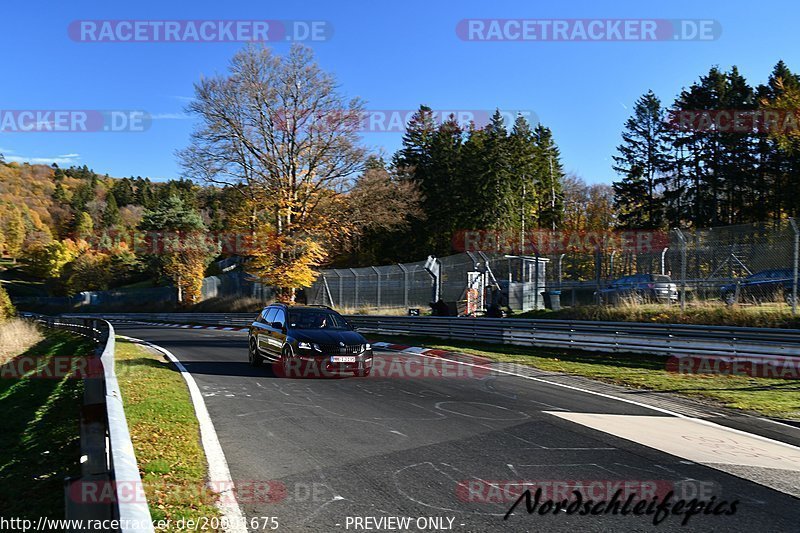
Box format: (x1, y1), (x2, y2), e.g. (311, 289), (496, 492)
(74, 313), (800, 359)
(32, 316), (153, 533)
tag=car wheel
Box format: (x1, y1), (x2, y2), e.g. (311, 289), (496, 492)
(786, 292), (798, 306)
(248, 338), (262, 367)
(723, 293), (736, 306)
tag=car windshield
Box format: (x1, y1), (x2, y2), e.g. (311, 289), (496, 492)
(288, 310), (349, 330)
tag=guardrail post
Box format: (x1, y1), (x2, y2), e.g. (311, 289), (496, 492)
(28, 316), (154, 533)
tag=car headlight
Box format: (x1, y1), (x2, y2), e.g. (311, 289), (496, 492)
(298, 342), (312, 350)
(365, 343), (371, 351)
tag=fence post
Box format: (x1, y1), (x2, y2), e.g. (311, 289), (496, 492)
(661, 247), (669, 276)
(424, 256), (441, 302)
(398, 263), (409, 309)
(594, 248), (602, 304)
(322, 275), (335, 308)
(609, 250), (616, 278)
(372, 266), (381, 309)
(791, 218), (799, 316)
(674, 229), (687, 312)
(349, 268), (359, 310)
(332, 269), (342, 309)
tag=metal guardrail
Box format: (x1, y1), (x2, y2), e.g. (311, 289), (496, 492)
(76, 313), (800, 359)
(32, 316), (153, 533)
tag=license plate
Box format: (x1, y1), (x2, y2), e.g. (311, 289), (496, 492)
(331, 356), (356, 363)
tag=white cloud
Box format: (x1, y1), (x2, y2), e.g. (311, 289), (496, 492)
(4, 153), (80, 165)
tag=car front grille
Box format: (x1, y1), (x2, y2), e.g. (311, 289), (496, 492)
(318, 343), (364, 355)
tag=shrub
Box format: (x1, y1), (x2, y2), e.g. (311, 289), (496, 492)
(0, 283), (14, 322)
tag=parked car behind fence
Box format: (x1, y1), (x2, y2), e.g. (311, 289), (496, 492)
(596, 274), (678, 306)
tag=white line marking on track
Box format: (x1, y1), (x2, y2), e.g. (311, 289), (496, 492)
(412, 352), (800, 453)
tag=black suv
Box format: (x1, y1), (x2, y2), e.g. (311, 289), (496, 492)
(248, 304), (373, 377)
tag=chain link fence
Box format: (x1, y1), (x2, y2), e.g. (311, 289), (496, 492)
(307, 220), (800, 315)
(12, 221), (799, 316)
(307, 252), (549, 314)
(539, 220), (799, 312)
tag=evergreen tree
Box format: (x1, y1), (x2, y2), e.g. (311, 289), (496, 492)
(508, 115), (540, 233)
(113, 178), (136, 207)
(102, 194), (121, 228)
(533, 124), (565, 230)
(612, 90), (670, 228)
(52, 181), (68, 204)
(427, 115), (464, 253)
(74, 211), (94, 239)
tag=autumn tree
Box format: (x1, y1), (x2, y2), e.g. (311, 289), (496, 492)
(180, 44), (366, 301)
(338, 158), (425, 264)
(139, 195), (219, 305)
(0, 283), (14, 322)
(2, 206), (25, 261)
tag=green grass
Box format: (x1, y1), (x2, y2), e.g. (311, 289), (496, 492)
(115, 338), (221, 531)
(373, 334), (800, 420)
(0, 331), (94, 520)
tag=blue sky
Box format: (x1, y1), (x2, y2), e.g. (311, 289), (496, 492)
(1, 0), (797, 184)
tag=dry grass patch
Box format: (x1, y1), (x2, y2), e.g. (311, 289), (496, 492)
(0, 319), (44, 362)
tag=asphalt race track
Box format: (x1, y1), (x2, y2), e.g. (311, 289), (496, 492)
(114, 323), (800, 533)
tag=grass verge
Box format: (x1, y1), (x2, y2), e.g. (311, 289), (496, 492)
(114, 338), (221, 530)
(517, 303), (800, 329)
(372, 334), (800, 421)
(0, 331), (93, 519)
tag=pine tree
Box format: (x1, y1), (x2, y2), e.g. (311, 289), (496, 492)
(533, 124), (565, 230)
(113, 178), (136, 207)
(52, 181), (68, 204)
(74, 211), (94, 240)
(612, 90), (670, 228)
(474, 110), (512, 230)
(392, 105), (440, 250)
(102, 194), (121, 228)
(508, 115), (539, 234)
(427, 115), (464, 253)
